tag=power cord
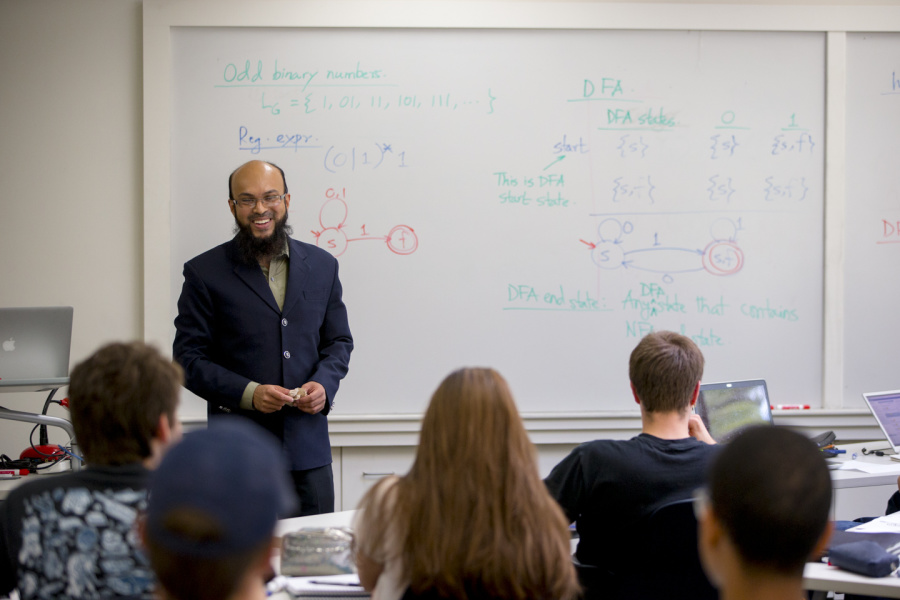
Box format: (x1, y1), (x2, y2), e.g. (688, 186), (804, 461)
(26, 424), (83, 471)
(862, 447), (893, 457)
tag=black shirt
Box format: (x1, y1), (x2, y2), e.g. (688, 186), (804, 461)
(544, 433), (717, 570)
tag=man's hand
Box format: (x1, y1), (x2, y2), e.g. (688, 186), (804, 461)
(252, 384), (293, 413)
(689, 414), (717, 445)
(293, 381), (327, 414)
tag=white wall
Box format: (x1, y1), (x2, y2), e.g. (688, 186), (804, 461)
(0, 0), (143, 457)
(0, 0), (894, 459)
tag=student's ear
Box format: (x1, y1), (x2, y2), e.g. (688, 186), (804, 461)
(255, 536), (280, 580)
(690, 381), (701, 408)
(155, 414), (172, 443)
(698, 506), (722, 552)
(155, 414), (183, 445)
(630, 382), (641, 406)
(137, 514), (148, 547)
(697, 507), (725, 587)
(811, 520), (834, 561)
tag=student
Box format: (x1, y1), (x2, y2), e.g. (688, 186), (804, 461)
(141, 419), (297, 600)
(544, 330), (717, 587)
(696, 425), (833, 600)
(0, 341), (183, 600)
(353, 367), (580, 600)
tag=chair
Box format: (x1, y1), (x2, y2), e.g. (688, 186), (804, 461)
(584, 498), (718, 600)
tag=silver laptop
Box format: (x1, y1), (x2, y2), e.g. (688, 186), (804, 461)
(696, 379), (774, 444)
(862, 390), (900, 454)
(0, 306), (73, 392)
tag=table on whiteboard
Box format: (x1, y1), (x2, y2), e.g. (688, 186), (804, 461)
(169, 28), (825, 415)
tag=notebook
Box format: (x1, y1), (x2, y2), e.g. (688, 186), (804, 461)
(695, 379), (773, 444)
(0, 306), (74, 392)
(862, 390), (900, 454)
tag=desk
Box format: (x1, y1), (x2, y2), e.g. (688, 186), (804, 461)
(828, 442), (900, 520)
(0, 468), (71, 502)
(805, 562), (900, 599)
(0, 477), (26, 501)
(276, 509), (900, 598)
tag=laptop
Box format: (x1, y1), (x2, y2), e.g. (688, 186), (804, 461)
(861, 390), (900, 455)
(0, 306), (74, 392)
(695, 379), (774, 444)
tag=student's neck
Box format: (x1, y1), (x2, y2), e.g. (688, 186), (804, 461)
(227, 575), (268, 600)
(720, 573), (806, 600)
(144, 439), (167, 470)
(641, 409), (691, 439)
(158, 578), (266, 600)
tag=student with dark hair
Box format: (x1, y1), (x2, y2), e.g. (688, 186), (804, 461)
(697, 425), (833, 600)
(0, 341), (183, 600)
(544, 331), (717, 584)
(142, 418), (297, 600)
(353, 367), (580, 600)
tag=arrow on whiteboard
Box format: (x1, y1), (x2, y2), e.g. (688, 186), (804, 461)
(579, 239), (596, 250)
(543, 155), (566, 171)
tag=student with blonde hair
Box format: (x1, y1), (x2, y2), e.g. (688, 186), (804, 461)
(353, 367), (580, 600)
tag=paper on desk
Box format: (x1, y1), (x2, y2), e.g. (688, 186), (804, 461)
(847, 513), (900, 534)
(838, 460), (900, 474)
(283, 573), (368, 597)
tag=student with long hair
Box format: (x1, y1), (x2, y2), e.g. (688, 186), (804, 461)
(353, 367), (580, 600)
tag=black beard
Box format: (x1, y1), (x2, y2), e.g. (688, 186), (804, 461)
(234, 212), (293, 265)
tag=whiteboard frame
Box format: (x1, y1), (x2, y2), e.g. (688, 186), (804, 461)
(143, 0), (900, 410)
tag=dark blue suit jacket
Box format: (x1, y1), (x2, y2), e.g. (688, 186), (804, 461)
(173, 237), (353, 470)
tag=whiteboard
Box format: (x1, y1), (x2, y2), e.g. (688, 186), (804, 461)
(169, 28), (825, 414)
(843, 33), (900, 406)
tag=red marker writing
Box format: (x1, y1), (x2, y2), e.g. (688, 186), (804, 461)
(770, 404), (811, 410)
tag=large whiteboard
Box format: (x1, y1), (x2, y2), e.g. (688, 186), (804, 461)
(169, 28), (825, 414)
(843, 33), (900, 406)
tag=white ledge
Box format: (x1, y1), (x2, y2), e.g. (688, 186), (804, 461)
(185, 409), (880, 445)
(319, 409), (881, 447)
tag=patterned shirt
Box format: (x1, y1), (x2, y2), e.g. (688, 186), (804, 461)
(0, 463), (154, 600)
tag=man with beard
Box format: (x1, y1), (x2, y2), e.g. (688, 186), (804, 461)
(173, 160), (353, 516)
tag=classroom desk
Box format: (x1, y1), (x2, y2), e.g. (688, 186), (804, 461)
(275, 504), (900, 599)
(0, 477), (26, 501)
(826, 442), (900, 520)
(805, 562), (900, 599)
(0, 460), (76, 501)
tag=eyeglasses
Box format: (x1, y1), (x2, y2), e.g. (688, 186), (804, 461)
(231, 194), (286, 209)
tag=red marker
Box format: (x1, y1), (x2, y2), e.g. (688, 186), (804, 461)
(0, 469), (29, 476)
(770, 404), (811, 410)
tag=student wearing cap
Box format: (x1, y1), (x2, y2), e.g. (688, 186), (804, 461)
(0, 341), (183, 600)
(696, 425), (833, 600)
(142, 418), (297, 600)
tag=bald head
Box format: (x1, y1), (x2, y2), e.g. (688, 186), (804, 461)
(228, 161), (288, 200)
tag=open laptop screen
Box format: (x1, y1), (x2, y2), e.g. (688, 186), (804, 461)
(0, 306), (73, 391)
(862, 390), (900, 454)
(696, 379), (773, 444)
